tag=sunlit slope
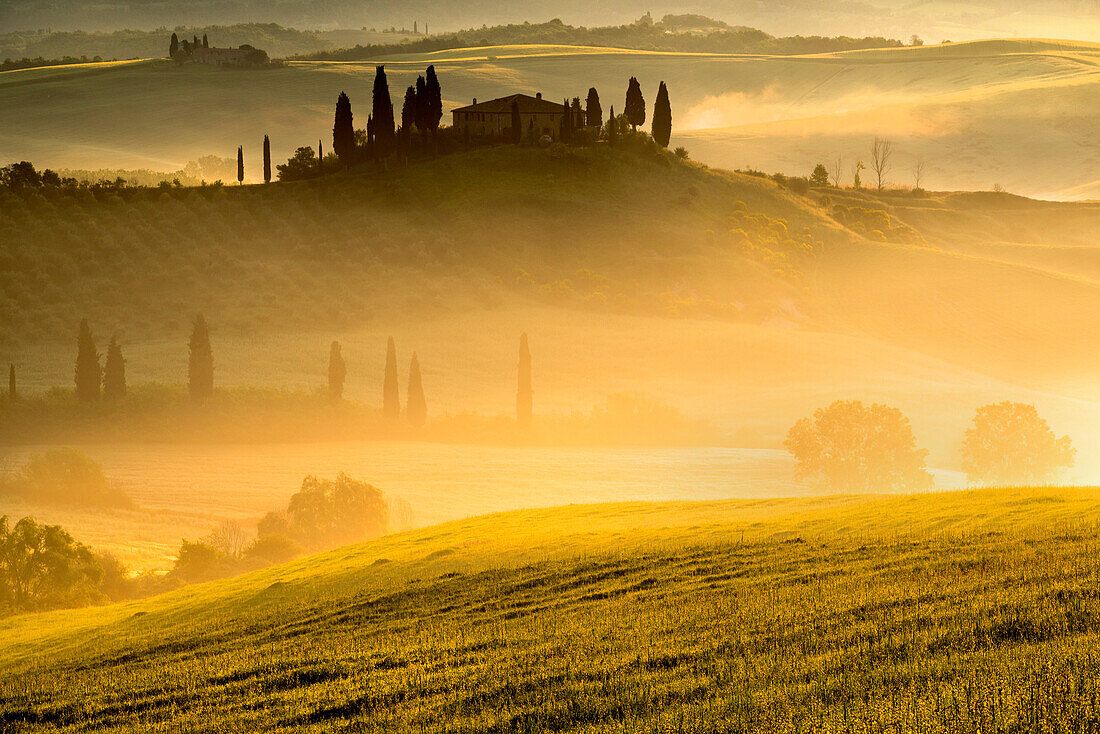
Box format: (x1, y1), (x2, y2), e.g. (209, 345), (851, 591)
(2, 39), (1099, 197)
(4, 145), (1100, 467)
(6, 488), (1100, 731)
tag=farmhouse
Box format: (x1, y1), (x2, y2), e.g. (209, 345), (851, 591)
(452, 93), (570, 140)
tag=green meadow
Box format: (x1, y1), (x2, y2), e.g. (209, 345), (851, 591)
(5, 487), (1100, 731)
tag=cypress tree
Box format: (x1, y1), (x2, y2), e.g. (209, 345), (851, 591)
(414, 75), (429, 133)
(169, 33), (179, 58)
(401, 86), (416, 145)
(382, 336), (399, 423)
(328, 341), (346, 401)
(586, 87), (602, 128)
(318, 140), (324, 174)
(103, 336), (126, 400)
(571, 97), (582, 128)
(652, 81), (672, 148)
(625, 77), (645, 131)
(406, 352), (426, 428)
(236, 146), (243, 184)
(371, 65), (396, 162)
(263, 135), (271, 183)
(202, 33), (209, 48)
(75, 319), (101, 402)
(510, 99), (521, 144)
(559, 99), (572, 144)
(188, 314), (213, 402)
(333, 91), (355, 167)
(608, 105), (617, 147)
(8, 363), (15, 400)
(193, 35), (199, 48)
(425, 65), (442, 134)
(517, 333), (532, 428)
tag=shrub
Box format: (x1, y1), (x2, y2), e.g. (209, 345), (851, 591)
(2, 448), (130, 507)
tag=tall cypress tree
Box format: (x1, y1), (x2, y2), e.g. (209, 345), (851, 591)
(652, 81), (672, 148)
(169, 32), (179, 58)
(236, 146), (243, 184)
(328, 341), (346, 402)
(406, 353), (426, 428)
(510, 99), (521, 144)
(333, 91), (355, 167)
(8, 363), (15, 400)
(372, 65), (396, 162)
(103, 336), (126, 400)
(517, 333), (532, 428)
(559, 99), (572, 144)
(263, 135), (271, 183)
(401, 86), (416, 146)
(202, 33), (209, 48)
(318, 140), (324, 174)
(414, 75), (429, 134)
(586, 87), (602, 128)
(625, 77), (646, 131)
(608, 105), (617, 147)
(382, 336), (399, 423)
(75, 319), (100, 402)
(188, 314), (213, 402)
(571, 97), (582, 128)
(425, 65), (442, 135)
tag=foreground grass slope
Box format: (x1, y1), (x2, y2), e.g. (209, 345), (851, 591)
(4, 487), (1100, 731)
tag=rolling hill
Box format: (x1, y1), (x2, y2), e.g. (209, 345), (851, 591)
(5, 488), (1100, 731)
(1, 40), (1098, 198)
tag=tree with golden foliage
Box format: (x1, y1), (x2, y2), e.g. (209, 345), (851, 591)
(785, 399), (932, 492)
(961, 401), (1074, 485)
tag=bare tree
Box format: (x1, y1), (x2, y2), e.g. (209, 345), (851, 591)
(829, 156), (843, 187)
(209, 520), (248, 559)
(870, 137), (893, 191)
(913, 156), (925, 190)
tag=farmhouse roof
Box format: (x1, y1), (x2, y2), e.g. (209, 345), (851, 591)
(453, 93), (567, 114)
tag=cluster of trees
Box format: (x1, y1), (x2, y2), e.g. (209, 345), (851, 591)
(786, 399), (1076, 492)
(304, 16), (903, 62)
(58, 315), (213, 404)
(0, 448), (131, 507)
(807, 138), (928, 193)
(168, 32), (270, 66)
(326, 337), (428, 428)
(0, 55), (106, 71)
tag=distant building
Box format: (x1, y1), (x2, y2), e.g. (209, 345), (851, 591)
(191, 45), (267, 67)
(452, 93), (572, 141)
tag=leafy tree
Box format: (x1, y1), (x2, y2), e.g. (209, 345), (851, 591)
(407, 352), (427, 427)
(236, 146), (243, 184)
(286, 474), (388, 550)
(517, 332), (532, 428)
(8, 364), (14, 400)
(172, 540), (230, 583)
(169, 32), (179, 58)
(0, 516), (103, 612)
(559, 98), (572, 144)
(333, 91), (355, 167)
(383, 336), (399, 423)
(74, 318), (100, 402)
(784, 400), (932, 492)
(328, 341), (346, 401)
(276, 146), (318, 181)
(188, 314), (213, 402)
(625, 76), (646, 130)
(102, 335), (126, 400)
(243, 534), (302, 566)
(425, 64), (443, 135)
(372, 65), (396, 161)
(651, 80), (672, 147)
(263, 135), (271, 183)
(510, 99), (522, 144)
(961, 402), (1075, 485)
(811, 163), (830, 186)
(4, 448), (129, 507)
(586, 87), (602, 128)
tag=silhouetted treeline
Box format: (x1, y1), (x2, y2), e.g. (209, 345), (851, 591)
(0, 55), (106, 71)
(300, 17), (903, 61)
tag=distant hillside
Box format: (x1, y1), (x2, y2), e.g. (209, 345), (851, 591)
(301, 17), (903, 61)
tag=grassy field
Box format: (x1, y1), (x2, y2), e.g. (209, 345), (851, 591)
(1, 39), (1098, 197)
(5, 487), (1100, 731)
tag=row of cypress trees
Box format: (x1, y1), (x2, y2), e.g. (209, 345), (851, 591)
(538, 77), (672, 148)
(327, 337), (427, 427)
(68, 316), (213, 403)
